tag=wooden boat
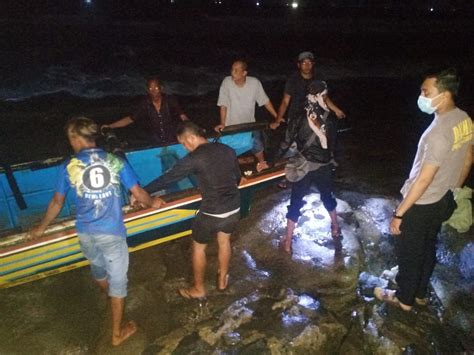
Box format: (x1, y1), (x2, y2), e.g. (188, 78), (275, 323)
(0, 123), (285, 289)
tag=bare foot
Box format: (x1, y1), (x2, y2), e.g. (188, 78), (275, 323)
(279, 238), (292, 254)
(112, 320), (137, 346)
(256, 161), (269, 172)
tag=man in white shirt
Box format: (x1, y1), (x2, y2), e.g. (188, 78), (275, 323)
(216, 60), (278, 171)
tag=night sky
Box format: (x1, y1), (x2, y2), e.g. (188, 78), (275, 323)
(3, 0), (474, 19)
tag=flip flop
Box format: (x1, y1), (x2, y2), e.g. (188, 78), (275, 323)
(216, 272), (229, 292)
(374, 287), (412, 311)
(178, 288), (207, 301)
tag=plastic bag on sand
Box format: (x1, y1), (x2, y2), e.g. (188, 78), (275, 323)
(444, 186), (472, 233)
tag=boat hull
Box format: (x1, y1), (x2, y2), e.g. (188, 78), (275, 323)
(0, 132), (254, 233)
(0, 143), (285, 289)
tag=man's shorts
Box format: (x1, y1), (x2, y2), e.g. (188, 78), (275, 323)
(78, 233), (129, 298)
(192, 211), (240, 244)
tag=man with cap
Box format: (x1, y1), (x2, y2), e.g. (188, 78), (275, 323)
(271, 51), (345, 188)
(272, 51), (345, 129)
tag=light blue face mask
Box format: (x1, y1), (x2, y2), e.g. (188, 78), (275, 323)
(417, 93), (443, 114)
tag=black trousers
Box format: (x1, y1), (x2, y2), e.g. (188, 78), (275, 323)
(395, 191), (456, 305)
(286, 164), (337, 223)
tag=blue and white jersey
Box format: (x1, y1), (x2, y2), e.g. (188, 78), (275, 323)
(56, 148), (138, 237)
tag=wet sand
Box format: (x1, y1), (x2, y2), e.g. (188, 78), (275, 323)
(0, 185), (471, 353)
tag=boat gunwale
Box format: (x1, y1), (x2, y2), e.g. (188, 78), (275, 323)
(0, 167), (285, 257)
(0, 122), (269, 173)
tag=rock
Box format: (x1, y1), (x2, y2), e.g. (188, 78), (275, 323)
(358, 272), (388, 298)
(459, 242), (474, 279)
(291, 323), (346, 353)
(199, 300), (254, 346)
(271, 289), (299, 311)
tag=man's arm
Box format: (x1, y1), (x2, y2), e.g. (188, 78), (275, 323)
(264, 101), (278, 120)
(390, 163), (439, 235)
(456, 145), (473, 187)
(325, 96), (346, 119)
(104, 116), (134, 129)
(271, 94), (291, 130)
(130, 185), (164, 209)
(144, 156), (195, 194)
(276, 93), (291, 123)
(167, 96), (189, 122)
(29, 193), (66, 239)
(215, 106), (227, 132)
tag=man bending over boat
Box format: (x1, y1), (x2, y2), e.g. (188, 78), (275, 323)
(29, 117), (163, 346)
(143, 121), (241, 299)
(103, 76), (190, 145)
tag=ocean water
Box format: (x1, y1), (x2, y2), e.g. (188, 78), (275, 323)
(1, 12), (473, 102)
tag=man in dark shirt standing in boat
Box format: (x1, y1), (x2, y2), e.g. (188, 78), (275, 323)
(272, 51), (345, 129)
(103, 77), (190, 145)
(29, 117), (163, 346)
(143, 121), (242, 299)
(270, 51), (346, 188)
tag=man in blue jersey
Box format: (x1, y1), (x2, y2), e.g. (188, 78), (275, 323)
(29, 117), (162, 346)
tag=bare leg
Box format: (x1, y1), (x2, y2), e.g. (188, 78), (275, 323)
(96, 278), (109, 292)
(328, 209), (342, 252)
(328, 209), (339, 229)
(111, 296), (136, 346)
(181, 241), (208, 298)
(217, 232), (231, 289)
(328, 209), (340, 237)
(281, 219), (296, 254)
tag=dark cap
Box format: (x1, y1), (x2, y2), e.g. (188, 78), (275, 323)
(298, 51), (315, 62)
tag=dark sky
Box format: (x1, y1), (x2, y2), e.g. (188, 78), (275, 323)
(2, 0), (473, 19)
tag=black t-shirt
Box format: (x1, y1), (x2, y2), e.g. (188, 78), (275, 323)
(131, 94), (184, 144)
(144, 142), (241, 214)
(284, 72), (320, 122)
(292, 115), (336, 164)
(287, 80), (336, 164)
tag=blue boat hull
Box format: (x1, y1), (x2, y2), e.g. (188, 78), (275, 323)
(0, 128), (286, 288)
(0, 132), (253, 233)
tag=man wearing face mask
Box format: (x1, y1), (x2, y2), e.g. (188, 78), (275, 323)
(374, 68), (473, 311)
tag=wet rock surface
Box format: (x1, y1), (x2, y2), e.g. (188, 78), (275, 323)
(0, 186), (472, 354)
